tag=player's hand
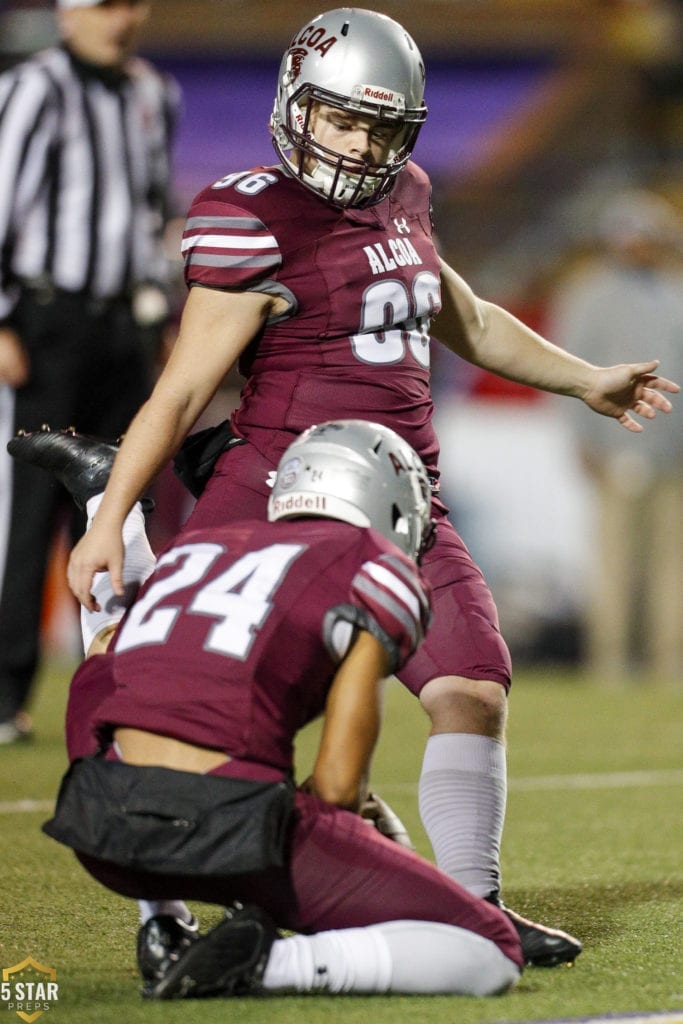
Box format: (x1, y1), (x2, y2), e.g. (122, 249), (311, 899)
(67, 522), (125, 611)
(359, 792), (416, 850)
(0, 328), (30, 387)
(583, 360), (680, 432)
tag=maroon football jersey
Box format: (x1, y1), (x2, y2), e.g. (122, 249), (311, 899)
(95, 519), (431, 770)
(181, 162), (443, 470)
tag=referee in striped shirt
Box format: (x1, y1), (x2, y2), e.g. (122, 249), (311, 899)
(0, 0), (179, 744)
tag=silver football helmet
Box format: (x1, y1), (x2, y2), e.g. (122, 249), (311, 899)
(270, 8), (427, 208)
(268, 420), (434, 560)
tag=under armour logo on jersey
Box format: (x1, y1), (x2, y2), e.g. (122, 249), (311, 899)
(393, 217), (410, 234)
(266, 470), (277, 489)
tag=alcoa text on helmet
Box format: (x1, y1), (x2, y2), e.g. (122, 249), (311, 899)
(267, 419), (435, 561)
(270, 8), (427, 208)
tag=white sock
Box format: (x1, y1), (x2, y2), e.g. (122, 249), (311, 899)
(262, 921), (519, 996)
(380, 920), (520, 995)
(80, 494), (156, 652)
(263, 926), (392, 994)
(138, 900), (194, 926)
(418, 733), (507, 898)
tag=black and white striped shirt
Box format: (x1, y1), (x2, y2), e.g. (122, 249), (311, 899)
(0, 44), (179, 320)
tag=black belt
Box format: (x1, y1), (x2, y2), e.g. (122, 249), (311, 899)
(21, 277), (131, 314)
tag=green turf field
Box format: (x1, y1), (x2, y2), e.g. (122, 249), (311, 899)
(1, 659), (681, 1024)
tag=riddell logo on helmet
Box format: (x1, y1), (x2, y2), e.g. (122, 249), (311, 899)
(363, 86), (396, 104)
(272, 494), (327, 514)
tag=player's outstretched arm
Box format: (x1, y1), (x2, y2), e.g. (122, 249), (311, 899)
(434, 259), (680, 426)
(435, 260), (599, 394)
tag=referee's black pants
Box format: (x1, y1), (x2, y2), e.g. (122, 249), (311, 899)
(0, 287), (154, 722)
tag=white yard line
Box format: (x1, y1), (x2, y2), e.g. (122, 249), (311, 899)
(0, 798), (54, 814)
(507, 1013), (683, 1024)
(377, 768), (683, 796)
(508, 768), (683, 792)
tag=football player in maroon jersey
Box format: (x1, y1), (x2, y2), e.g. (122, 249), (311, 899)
(60, 7), (679, 967)
(24, 420), (523, 999)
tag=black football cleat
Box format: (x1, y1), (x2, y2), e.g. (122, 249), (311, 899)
(137, 914), (200, 996)
(146, 902), (278, 1000)
(7, 426), (118, 509)
(488, 894), (582, 967)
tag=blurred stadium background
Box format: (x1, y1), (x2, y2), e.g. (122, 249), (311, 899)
(2, 0), (682, 669)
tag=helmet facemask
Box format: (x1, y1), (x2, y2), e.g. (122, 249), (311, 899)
(272, 85), (423, 208)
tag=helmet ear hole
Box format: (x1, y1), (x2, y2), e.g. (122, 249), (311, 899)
(391, 503), (402, 528)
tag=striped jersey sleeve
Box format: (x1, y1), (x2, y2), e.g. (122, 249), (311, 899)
(181, 198), (282, 290)
(329, 551), (432, 672)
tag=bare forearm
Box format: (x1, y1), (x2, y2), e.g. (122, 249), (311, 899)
(312, 633), (386, 810)
(307, 770), (370, 812)
(469, 301), (596, 398)
(436, 264), (679, 429)
(436, 259), (597, 398)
